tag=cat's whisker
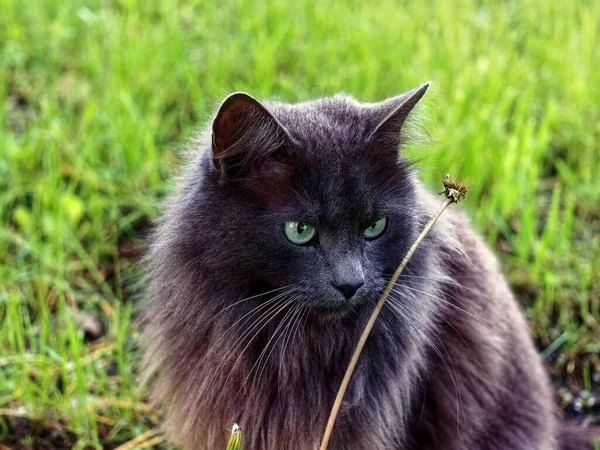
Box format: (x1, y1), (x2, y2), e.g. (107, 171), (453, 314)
(192, 293), (294, 417)
(399, 279), (491, 316)
(253, 301), (305, 395)
(365, 296), (401, 336)
(240, 300), (300, 396)
(384, 296), (458, 385)
(384, 294), (464, 430)
(179, 288), (296, 404)
(390, 275), (534, 337)
(386, 291), (466, 422)
(204, 289), (295, 361)
(214, 284), (298, 319)
(383, 273), (498, 305)
(370, 298), (392, 331)
(389, 283), (485, 326)
(277, 303), (306, 379)
(275, 304), (306, 413)
(378, 279), (472, 352)
(383, 273), (535, 342)
(382, 273), (473, 313)
(215, 295), (296, 404)
(184, 296), (294, 440)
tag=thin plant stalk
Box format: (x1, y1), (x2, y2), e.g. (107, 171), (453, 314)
(319, 175), (466, 450)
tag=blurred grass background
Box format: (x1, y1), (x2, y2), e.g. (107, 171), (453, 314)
(1, 0), (599, 448)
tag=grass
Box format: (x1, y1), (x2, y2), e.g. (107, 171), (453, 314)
(1, 0), (599, 447)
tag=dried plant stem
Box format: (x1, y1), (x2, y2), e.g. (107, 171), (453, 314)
(319, 197), (455, 450)
(114, 429), (162, 450)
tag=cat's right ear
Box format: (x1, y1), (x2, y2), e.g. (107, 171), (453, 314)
(211, 92), (290, 178)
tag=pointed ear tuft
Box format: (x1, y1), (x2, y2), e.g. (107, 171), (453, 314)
(368, 82), (430, 148)
(211, 92), (289, 177)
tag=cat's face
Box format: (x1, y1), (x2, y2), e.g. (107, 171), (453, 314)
(202, 85), (428, 314)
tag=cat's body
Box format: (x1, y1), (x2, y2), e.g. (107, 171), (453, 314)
(142, 85), (597, 449)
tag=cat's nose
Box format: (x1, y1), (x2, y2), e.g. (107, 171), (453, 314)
(333, 279), (364, 299)
(327, 248), (365, 299)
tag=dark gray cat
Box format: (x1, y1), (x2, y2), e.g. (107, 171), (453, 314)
(141, 84), (598, 449)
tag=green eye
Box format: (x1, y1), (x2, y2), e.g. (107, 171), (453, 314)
(364, 217), (387, 239)
(284, 221), (316, 245)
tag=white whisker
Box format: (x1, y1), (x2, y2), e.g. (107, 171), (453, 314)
(387, 273), (498, 305)
(384, 294), (464, 431)
(179, 287), (296, 404)
(218, 295), (295, 402)
(240, 301), (299, 395)
(391, 284), (485, 325)
(189, 292), (293, 425)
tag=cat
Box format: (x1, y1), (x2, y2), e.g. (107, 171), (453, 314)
(141, 83), (599, 449)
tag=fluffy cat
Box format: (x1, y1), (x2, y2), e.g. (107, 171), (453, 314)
(141, 84), (598, 449)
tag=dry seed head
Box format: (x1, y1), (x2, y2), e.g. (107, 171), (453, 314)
(440, 173), (467, 203)
(226, 423), (242, 450)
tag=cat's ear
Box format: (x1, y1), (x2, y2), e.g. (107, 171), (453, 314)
(368, 82), (430, 148)
(212, 92), (290, 177)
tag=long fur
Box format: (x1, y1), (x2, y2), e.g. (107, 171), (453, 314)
(141, 89), (598, 449)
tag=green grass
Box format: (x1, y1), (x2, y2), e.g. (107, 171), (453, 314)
(1, 0), (599, 447)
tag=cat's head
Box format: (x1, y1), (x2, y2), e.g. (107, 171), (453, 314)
(153, 84), (430, 324)
(179, 83), (430, 316)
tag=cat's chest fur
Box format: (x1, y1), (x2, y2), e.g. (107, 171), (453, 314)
(213, 308), (425, 450)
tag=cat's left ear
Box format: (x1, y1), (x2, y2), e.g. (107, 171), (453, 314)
(212, 92), (290, 178)
(368, 82), (430, 148)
